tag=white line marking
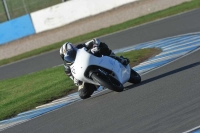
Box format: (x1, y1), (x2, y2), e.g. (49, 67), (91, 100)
(141, 47), (200, 76)
(183, 125), (200, 133)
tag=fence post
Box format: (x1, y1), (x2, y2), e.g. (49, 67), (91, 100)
(22, 0), (28, 14)
(3, 0), (10, 20)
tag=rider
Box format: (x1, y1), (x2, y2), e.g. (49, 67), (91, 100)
(59, 38), (129, 99)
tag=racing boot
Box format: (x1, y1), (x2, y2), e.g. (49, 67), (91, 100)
(119, 56), (130, 66)
(110, 55), (130, 66)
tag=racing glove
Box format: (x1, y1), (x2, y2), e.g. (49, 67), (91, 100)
(85, 38), (101, 54)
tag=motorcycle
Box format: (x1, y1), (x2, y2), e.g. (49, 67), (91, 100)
(70, 47), (141, 95)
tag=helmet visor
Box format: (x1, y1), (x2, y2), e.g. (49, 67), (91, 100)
(64, 44), (77, 63)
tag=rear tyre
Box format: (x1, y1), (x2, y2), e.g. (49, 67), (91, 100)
(128, 69), (141, 84)
(91, 71), (124, 92)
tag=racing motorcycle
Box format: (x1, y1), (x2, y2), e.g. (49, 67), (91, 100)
(69, 47), (141, 95)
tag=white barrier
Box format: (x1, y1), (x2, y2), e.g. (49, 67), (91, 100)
(31, 0), (138, 33)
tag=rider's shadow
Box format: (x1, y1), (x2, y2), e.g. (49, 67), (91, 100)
(124, 62), (200, 90)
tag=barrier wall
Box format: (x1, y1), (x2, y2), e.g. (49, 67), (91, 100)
(0, 0), (138, 45)
(0, 14), (35, 45)
(31, 0), (138, 33)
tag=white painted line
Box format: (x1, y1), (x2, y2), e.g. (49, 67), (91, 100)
(0, 120), (28, 131)
(183, 125), (200, 133)
(163, 41), (200, 51)
(159, 44), (200, 55)
(138, 53), (184, 66)
(141, 47), (200, 76)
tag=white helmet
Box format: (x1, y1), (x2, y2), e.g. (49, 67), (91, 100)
(60, 42), (77, 63)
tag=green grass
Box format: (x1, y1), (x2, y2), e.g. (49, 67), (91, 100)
(116, 48), (161, 67)
(0, 65), (75, 120)
(0, 48), (161, 121)
(0, 0), (63, 22)
(1, 0), (200, 66)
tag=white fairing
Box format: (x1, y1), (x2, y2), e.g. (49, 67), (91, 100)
(70, 48), (131, 85)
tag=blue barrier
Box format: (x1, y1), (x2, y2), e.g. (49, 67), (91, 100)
(0, 14), (35, 45)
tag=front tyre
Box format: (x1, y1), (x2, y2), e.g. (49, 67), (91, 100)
(78, 83), (96, 99)
(128, 69), (141, 84)
(91, 71), (124, 92)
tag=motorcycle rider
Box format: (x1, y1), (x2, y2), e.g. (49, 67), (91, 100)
(59, 38), (129, 99)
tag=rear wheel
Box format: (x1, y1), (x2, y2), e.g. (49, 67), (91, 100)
(128, 69), (141, 84)
(91, 70), (124, 92)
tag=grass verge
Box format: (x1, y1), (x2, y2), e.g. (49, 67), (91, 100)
(0, 0), (200, 66)
(0, 0), (64, 22)
(0, 48), (161, 121)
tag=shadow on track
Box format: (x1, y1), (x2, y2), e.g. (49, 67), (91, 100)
(125, 62), (200, 90)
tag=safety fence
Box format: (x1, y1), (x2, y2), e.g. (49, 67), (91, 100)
(0, 0), (66, 23)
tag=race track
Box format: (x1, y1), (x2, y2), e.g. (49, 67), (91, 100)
(1, 9), (200, 80)
(1, 9), (200, 133)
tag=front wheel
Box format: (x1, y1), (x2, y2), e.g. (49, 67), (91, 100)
(128, 69), (141, 84)
(78, 83), (96, 99)
(91, 71), (124, 92)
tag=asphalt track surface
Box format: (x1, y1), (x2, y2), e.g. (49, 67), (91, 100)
(1, 9), (200, 80)
(1, 9), (200, 133)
